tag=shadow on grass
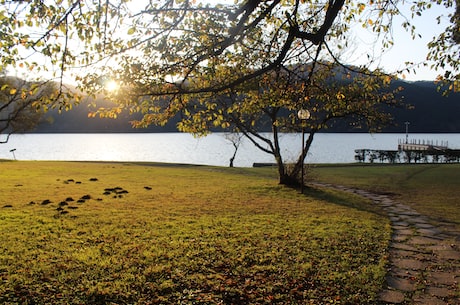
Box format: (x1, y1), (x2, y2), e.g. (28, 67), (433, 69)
(302, 184), (388, 218)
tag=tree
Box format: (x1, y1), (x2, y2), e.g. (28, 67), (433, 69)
(425, 0), (460, 92)
(0, 0), (457, 177)
(74, 0), (459, 93)
(0, 76), (56, 143)
(224, 132), (243, 168)
(166, 62), (402, 185)
(1, 1), (457, 95)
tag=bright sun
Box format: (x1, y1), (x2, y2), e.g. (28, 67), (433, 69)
(105, 80), (119, 92)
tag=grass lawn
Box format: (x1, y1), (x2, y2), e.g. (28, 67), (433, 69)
(309, 163), (460, 228)
(0, 161), (390, 304)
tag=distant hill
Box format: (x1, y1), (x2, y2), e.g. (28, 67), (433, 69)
(35, 97), (179, 133)
(33, 80), (460, 133)
(387, 81), (460, 133)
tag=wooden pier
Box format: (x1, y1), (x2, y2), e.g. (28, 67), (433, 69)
(355, 138), (460, 164)
(397, 138), (449, 151)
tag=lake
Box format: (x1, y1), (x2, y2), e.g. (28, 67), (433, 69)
(1, 133), (459, 167)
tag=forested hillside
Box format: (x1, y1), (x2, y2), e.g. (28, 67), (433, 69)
(389, 81), (460, 132)
(33, 80), (460, 133)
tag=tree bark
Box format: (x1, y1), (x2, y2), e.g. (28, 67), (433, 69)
(289, 130), (317, 184)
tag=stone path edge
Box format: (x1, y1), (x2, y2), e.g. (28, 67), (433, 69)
(310, 182), (460, 305)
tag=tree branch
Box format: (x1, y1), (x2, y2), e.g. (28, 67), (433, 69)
(292, 0), (345, 45)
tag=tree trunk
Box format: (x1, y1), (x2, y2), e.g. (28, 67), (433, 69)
(289, 130), (317, 185)
(274, 150), (300, 186)
(278, 170), (301, 186)
(271, 122), (299, 186)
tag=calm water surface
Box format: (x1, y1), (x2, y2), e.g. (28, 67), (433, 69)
(1, 133), (459, 167)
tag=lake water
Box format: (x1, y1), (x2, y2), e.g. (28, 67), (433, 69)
(1, 133), (459, 167)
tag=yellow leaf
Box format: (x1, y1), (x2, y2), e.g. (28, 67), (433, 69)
(127, 27), (136, 35)
(9, 88), (17, 95)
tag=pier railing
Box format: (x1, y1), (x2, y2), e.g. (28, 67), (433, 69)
(355, 139), (459, 163)
(397, 138), (449, 151)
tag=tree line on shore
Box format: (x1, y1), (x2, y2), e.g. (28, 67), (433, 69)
(32, 80), (460, 134)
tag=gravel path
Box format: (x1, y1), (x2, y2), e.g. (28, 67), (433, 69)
(311, 183), (460, 304)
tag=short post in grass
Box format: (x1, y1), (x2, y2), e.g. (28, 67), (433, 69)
(298, 109), (310, 194)
(10, 148), (16, 160)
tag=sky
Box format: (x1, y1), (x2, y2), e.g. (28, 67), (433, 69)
(351, 3), (456, 81)
(9, 0), (456, 83)
(201, 0), (456, 82)
(107, 0), (457, 82)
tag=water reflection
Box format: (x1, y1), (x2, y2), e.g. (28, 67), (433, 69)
(1, 133), (459, 167)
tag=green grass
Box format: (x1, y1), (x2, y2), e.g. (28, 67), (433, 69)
(0, 161), (390, 304)
(309, 163), (460, 227)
